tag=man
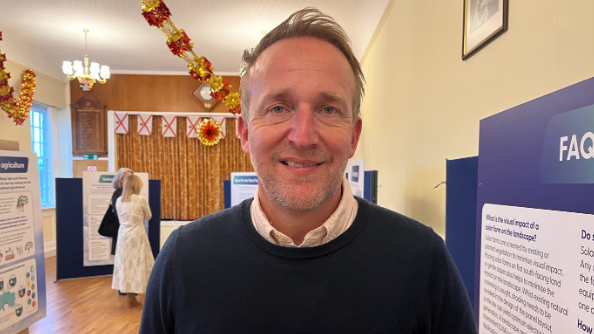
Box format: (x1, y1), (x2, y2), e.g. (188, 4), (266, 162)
(140, 8), (477, 333)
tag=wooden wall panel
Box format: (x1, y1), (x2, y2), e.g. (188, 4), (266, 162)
(69, 74), (240, 113)
(71, 96), (107, 155)
(72, 160), (109, 178)
(69, 74), (241, 156)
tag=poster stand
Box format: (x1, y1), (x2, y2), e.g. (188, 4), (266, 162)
(473, 76), (594, 331)
(0, 141), (46, 334)
(445, 157), (478, 308)
(55, 178), (160, 280)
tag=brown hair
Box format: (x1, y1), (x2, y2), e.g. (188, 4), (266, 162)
(240, 7), (365, 124)
(120, 174), (143, 202)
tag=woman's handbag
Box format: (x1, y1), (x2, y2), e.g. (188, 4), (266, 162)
(98, 204), (119, 238)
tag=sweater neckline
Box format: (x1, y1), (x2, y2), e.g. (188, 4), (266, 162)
(240, 197), (368, 259)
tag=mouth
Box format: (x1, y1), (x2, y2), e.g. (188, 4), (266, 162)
(281, 160), (322, 167)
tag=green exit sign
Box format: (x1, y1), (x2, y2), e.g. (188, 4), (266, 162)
(83, 154), (98, 160)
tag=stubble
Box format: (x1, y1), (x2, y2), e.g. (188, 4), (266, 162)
(250, 147), (345, 212)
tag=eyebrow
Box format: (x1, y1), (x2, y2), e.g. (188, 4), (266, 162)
(320, 91), (347, 105)
(261, 89), (289, 102)
(261, 89), (348, 105)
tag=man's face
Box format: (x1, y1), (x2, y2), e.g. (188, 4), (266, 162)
(239, 37), (362, 212)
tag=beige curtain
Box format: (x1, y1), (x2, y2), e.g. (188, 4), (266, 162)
(116, 115), (254, 220)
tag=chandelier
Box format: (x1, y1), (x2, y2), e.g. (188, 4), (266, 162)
(62, 29), (110, 91)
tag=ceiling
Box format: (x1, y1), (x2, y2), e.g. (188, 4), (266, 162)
(0, 0), (389, 81)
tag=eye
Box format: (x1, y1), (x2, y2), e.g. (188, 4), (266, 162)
(272, 106), (285, 113)
(323, 107), (336, 115)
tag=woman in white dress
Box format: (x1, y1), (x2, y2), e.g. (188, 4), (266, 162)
(112, 174), (154, 307)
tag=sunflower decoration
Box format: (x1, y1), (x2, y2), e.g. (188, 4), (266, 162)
(197, 118), (223, 146)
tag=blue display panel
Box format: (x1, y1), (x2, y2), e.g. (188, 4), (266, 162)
(475, 77), (594, 332)
(446, 156), (478, 308)
(56, 178), (161, 280)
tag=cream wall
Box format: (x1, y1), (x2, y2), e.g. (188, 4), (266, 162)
(1, 60), (67, 256)
(357, 1), (594, 236)
(6, 61), (67, 110)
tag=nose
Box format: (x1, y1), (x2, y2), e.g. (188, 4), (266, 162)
(287, 106), (320, 149)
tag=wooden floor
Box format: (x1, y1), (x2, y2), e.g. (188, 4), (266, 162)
(28, 256), (144, 334)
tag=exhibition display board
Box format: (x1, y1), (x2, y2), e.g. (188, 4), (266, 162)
(0, 151), (46, 334)
(82, 171), (149, 267)
(56, 178), (160, 280)
(475, 77), (594, 333)
(230, 172), (257, 207)
(347, 159), (365, 197)
(446, 156), (479, 308)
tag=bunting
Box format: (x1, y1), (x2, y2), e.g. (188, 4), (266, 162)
(186, 115), (200, 138)
(162, 115), (177, 137)
(138, 114), (153, 136)
(114, 112), (129, 134)
(114, 111), (238, 146)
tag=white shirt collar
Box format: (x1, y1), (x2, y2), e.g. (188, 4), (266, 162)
(250, 178), (359, 247)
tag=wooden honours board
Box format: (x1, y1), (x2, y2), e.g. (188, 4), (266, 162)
(71, 96), (107, 155)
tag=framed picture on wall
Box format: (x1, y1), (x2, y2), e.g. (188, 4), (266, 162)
(462, 0), (508, 60)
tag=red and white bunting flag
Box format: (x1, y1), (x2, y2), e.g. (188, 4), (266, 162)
(162, 115), (177, 137)
(138, 114), (153, 136)
(186, 116), (201, 138)
(114, 112), (129, 134)
(212, 116), (226, 138)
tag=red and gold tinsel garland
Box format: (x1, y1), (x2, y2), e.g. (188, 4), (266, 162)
(140, 0), (241, 115)
(0, 32), (36, 125)
(197, 118), (223, 146)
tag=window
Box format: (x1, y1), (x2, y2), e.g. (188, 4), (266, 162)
(30, 106), (54, 207)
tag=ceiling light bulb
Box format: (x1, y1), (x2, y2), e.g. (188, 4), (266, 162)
(62, 61), (73, 76)
(100, 66), (110, 79)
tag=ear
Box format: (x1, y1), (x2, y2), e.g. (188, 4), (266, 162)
(349, 118), (362, 158)
(238, 116), (250, 154)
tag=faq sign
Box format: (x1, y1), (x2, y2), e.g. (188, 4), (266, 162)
(540, 104), (594, 183)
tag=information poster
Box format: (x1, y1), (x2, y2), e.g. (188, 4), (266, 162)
(347, 159), (365, 198)
(0, 151), (46, 334)
(82, 171), (149, 267)
(231, 172), (258, 207)
(480, 204), (591, 334)
(476, 77), (594, 333)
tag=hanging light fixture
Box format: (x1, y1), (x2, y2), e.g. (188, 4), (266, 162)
(62, 29), (110, 91)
